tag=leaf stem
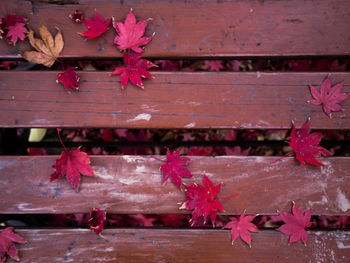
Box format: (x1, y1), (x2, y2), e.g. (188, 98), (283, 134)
(58, 52), (65, 71)
(307, 229), (324, 242)
(311, 105), (323, 120)
(271, 152), (293, 165)
(56, 128), (68, 153)
(150, 155), (166, 162)
(217, 193), (239, 200)
(102, 35), (115, 47)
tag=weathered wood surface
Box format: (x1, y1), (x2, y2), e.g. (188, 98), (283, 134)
(1, 72), (349, 129)
(0, 156), (349, 215)
(5, 229), (350, 263)
(1, 0), (350, 58)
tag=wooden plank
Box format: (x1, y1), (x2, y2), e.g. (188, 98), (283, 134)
(1, 0), (350, 59)
(6, 229), (350, 263)
(1, 72), (349, 129)
(0, 156), (349, 215)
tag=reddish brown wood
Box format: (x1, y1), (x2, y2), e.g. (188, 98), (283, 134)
(1, 0), (350, 58)
(0, 156), (349, 215)
(5, 229), (350, 263)
(1, 72), (349, 129)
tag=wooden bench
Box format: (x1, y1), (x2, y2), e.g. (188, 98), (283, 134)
(1, 0), (350, 262)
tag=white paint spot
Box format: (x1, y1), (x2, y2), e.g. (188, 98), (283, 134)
(122, 156), (140, 163)
(308, 195), (328, 207)
(30, 119), (55, 125)
(336, 188), (350, 212)
(135, 165), (149, 175)
(185, 122), (196, 128)
(256, 71), (261, 78)
(188, 101), (201, 106)
(118, 177), (141, 185)
(337, 241), (350, 249)
(126, 113), (152, 122)
(249, 8), (254, 13)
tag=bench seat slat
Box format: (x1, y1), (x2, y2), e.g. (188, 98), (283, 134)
(1, 72), (349, 129)
(1, 0), (350, 58)
(7, 229), (350, 263)
(0, 156), (349, 215)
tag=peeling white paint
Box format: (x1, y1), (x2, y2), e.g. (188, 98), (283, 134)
(185, 122), (196, 128)
(336, 188), (350, 212)
(118, 177), (141, 185)
(308, 195), (328, 207)
(336, 241), (350, 249)
(135, 165), (148, 174)
(126, 113), (152, 122)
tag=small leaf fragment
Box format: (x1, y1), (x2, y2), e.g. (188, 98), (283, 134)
(0, 227), (26, 262)
(88, 208), (106, 235)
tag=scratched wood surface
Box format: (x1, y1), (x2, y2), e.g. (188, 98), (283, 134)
(4, 229), (350, 263)
(0, 156), (349, 215)
(1, 0), (350, 59)
(1, 72), (350, 129)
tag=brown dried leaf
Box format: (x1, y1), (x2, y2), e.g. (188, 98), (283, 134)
(22, 23), (64, 67)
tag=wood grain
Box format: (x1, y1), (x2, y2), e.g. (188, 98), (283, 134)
(0, 156), (349, 215)
(1, 0), (350, 58)
(5, 229), (350, 263)
(1, 72), (349, 129)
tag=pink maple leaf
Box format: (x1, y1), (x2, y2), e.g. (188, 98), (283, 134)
(113, 11), (152, 52)
(308, 76), (348, 117)
(277, 202), (323, 245)
(202, 60), (224, 71)
(6, 22), (27, 45)
(224, 212), (259, 247)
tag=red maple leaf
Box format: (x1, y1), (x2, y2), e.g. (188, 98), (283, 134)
(57, 67), (80, 91)
(0, 14), (27, 45)
(88, 208), (106, 235)
(277, 202), (321, 245)
(110, 52), (154, 89)
(224, 212), (258, 247)
(287, 119), (331, 166)
(113, 11), (152, 53)
(80, 12), (111, 39)
(153, 150), (192, 189)
(308, 76), (348, 117)
(0, 227), (26, 262)
(50, 149), (95, 191)
(202, 60), (224, 71)
(180, 175), (237, 226)
(69, 10), (85, 23)
(6, 23), (27, 45)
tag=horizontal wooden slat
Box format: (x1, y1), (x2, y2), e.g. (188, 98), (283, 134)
(1, 0), (350, 58)
(0, 156), (349, 215)
(1, 72), (349, 129)
(6, 229), (350, 263)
